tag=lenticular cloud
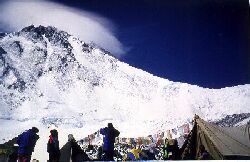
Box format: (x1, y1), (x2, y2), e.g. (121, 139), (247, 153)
(0, 0), (125, 57)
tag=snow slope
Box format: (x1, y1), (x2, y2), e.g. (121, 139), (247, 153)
(0, 25), (250, 161)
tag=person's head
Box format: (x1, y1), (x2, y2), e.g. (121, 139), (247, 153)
(32, 127), (39, 133)
(50, 129), (58, 137)
(68, 134), (75, 141)
(164, 138), (168, 144)
(108, 123), (113, 128)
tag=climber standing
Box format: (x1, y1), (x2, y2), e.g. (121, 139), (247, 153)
(100, 123), (120, 160)
(47, 129), (60, 162)
(17, 127), (39, 162)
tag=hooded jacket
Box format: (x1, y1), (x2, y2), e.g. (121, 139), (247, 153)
(17, 129), (39, 155)
(100, 126), (120, 152)
(47, 135), (60, 158)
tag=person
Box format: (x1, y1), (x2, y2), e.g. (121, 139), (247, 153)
(171, 139), (180, 160)
(68, 134), (90, 162)
(198, 145), (210, 160)
(181, 147), (191, 160)
(0, 144), (14, 162)
(162, 138), (180, 160)
(96, 146), (103, 160)
(17, 127), (39, 162)
(142, 149), (156, 160)
(146, 143), (157, 160)
(47, 129), (60, 162)
(162, 138), (168, 160)
(100, 123), (120, 161)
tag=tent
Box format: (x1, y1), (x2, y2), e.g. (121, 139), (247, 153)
(59, 142), (72, 162)
(191, 115), (250, 160)
(0, 137), (18, 162)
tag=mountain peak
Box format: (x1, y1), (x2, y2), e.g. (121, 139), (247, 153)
(21, 25), (63, 37)
(0, 25), (119, 108)
(19, 25), (115, 58)
(0, 25), (250, 161)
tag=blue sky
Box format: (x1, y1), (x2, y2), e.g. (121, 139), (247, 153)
(0, 0), (249, 88)
(53, 0), (250, 88)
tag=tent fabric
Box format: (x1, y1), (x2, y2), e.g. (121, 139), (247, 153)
(0, 137), (18, 162)
(194, 115), (250, 160)
(59, 142), (72, 162)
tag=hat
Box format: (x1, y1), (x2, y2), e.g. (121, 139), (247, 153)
(32, 127), (39, 133)
(50, 129), (58, 137)
(68, 134), (75, 141)
(108, 123), (113, 128)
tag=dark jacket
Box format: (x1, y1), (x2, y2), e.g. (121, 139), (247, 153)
(47, 135), (60, 159)
(163, 139), (180, 160)
(100, 127), (120, 152)
(60, 140), (89, 162)
(17, 129), (39, 155)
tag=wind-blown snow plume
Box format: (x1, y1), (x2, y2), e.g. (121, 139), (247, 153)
(0, 0), (125, 57)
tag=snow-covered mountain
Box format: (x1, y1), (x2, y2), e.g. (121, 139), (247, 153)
(0, 25), (250, 160)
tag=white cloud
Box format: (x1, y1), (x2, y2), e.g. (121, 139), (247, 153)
(0, 0), (125, 57)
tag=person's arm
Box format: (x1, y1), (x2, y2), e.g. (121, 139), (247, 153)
(30, 133), (39, 147)
(100, 128), (106, 135)
(115, 129), (120, 137)
(47, 140), (51, 153)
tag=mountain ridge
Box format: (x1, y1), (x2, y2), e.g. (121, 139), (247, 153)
(0, 25), (249, 161)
